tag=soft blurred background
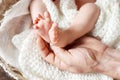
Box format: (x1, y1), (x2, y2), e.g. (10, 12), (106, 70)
(0, 66), (15, 80)
(0, 0), (18, 20)
(0, 0), (18, 80)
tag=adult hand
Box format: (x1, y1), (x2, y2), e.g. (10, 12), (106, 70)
(37, 36), (120, 79)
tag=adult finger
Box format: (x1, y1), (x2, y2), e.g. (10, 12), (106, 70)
(105, 48), (120, 62)
(67, 67), (84, 73)
(37, 36), (49, 58)
(37, 36), (54, 64)
(37, 36), (67, 67)
(94, 56), (120, 79)
(79, 36), (107, 54)
(51, 45), (73, 65)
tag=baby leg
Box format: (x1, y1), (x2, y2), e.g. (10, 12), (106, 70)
(30, 0), (47, 24)
(49, 3), (100, 47)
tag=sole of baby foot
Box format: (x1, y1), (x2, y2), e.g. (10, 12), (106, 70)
(49, 23), (69, 47)
(49, 23), (59, 44)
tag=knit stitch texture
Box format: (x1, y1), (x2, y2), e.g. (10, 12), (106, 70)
(0, 0), (120, 80)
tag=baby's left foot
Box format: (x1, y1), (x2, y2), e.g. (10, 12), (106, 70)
(34, 11), (52, 43)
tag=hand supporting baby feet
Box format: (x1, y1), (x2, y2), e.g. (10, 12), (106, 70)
(34, 11), (71, 47)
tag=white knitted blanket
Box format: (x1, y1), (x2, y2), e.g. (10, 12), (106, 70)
(0, 0), (120, 80)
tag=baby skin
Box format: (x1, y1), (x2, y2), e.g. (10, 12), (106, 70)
(34, 3), (100, 47)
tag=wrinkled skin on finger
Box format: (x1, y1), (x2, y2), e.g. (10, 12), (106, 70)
(78, 37), (120, 79)
(37, 36), (120, 79)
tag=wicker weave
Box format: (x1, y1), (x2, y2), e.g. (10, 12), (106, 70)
(0, 0), (26, 79)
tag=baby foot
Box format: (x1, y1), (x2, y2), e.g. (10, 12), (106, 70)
(49, 23), (69, 47)
(49, 23), (59, 44)
(33, 14), (43, 25)
(35, 11), (52, 43)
